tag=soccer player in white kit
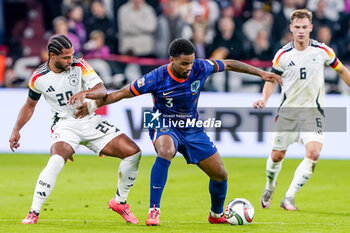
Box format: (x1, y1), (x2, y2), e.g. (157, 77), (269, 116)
(9, 34), (141, 224)
(253, 9), (350, 210)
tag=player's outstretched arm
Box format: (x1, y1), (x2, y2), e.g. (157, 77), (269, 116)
(336, 62), (350, 87)
(68, 83), (107, 106)
(9, 97), (38, 152)
(99, 84), (134, 106)
(253, 81), (277, 109)
(74, 84), (134, 118)
(222, 60), (282, 86)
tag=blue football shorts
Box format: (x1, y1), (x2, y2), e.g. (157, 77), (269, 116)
(149, 127), (217, 164)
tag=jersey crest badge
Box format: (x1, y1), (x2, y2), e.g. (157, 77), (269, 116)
(190, 80), (200, 93)
(69, 74), (79, 86)
(309, 54), (319, 64)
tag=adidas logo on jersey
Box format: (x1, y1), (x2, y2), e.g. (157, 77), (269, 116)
(287, 61), (295, 67)
(46, 86), (55, 92)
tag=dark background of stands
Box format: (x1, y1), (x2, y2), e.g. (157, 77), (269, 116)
(0, 0), (349, 93)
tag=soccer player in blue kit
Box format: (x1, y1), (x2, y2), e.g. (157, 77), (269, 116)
(74, 38), (282, 225)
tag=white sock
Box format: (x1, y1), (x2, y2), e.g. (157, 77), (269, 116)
(265, 155), (283, 191)
(30, 155), (65, 213)
(149, 207), (160, 213)
(210, 210), (223, 218)
(114, 151), (141, 203)
(285, 157), (317, 198)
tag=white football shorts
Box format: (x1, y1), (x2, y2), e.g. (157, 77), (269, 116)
(272, 116), (324, 151)
(50, 114), (122, 154)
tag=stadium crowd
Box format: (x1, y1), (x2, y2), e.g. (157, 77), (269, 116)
(0, 0), (349, 92)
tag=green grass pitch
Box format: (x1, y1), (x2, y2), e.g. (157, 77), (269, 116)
(1, 154), (349, 233)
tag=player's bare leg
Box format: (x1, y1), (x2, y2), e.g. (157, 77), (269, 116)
(146, 135), (176, 226)
(282, 142), (321, 211)
(261, 150), (285, 209)
(101, 134), (141, 224)
(22, 142), (73, 224)
(197, 152), (229, 224)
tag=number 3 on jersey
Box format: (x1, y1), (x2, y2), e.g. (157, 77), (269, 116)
(166, 97), (173, 108)
(300, 67), (306, 80)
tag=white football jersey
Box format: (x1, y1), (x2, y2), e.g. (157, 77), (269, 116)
(272, 39), (340, 110)
(28, 58), (103, 118)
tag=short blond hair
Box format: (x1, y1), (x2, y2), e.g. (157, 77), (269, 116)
(290, 9), (312, 23)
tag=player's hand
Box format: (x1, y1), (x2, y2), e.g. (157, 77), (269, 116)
(261, 72), (283, 86)
(253, 99), (267, 110)
(73, 102), (90, 119)
(67, 92), (86, 106)
(9, 130), (21, 152)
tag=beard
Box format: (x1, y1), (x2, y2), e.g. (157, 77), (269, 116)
(55, 61), (70, 72)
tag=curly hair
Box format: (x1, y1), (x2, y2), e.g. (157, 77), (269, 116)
(168, 38), (195, 57)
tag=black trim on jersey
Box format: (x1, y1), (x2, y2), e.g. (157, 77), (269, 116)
(271, 68), (283, 76)
(277, 93), (287, 114)
(71, 57), (81, 67)
(51, 112), (60, 130)
(209, 59), (219, 72)
(316, 91), (325, 117)
(28, 89), (41, 100)
(329, 57), (338, 67)
(35, 62), (49, 73)
(310, 39), (321, 48)
(282, 41), (293, 51)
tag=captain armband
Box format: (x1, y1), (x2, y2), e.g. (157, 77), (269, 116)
(330, 58), (342, 71)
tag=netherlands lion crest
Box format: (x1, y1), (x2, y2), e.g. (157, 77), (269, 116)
(190, 80), (200, 93)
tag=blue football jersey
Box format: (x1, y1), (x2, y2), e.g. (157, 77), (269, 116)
(129, 59), (224, 123)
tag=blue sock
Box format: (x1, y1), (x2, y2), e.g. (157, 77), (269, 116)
(150, 157), (171, 208)
(209, 179), (227, 214)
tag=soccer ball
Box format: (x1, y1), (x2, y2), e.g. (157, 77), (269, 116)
(225, 198), (254, 225)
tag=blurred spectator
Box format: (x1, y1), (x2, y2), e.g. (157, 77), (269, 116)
(307, 0), (344, 22)
(231, 0), (253, 22)
(317, 25), (339, 56)
(52, 16), (81, 55)
(272, 30), (293, 54)
(219, 1), (235, 18)
(40, 0), (63, 32)
(192, 26), (208, 59)
(192, 0), (220, 45)
(85, 0), (116, 53)
(310, 0), (334, 39)
(337, 12), (350, 62)
(118, 0), (157, 76)
(251, 29), (273, 61)
(117, 0), (157, 57)
(270, 0), (296, 44)
(84, 30), (110, 59)
(192, 0), (220, 29)
(210, 16), (249, 60)
(66, 4), (87, 46)
(155, 0), (185, 59)
(316, 25), (341, 94)
(8, 0), (46, 57)
(1, 66), (25, 88)
(242, 2), (272, 44)
(147, 0), (163, 15)
(295, 0), (307, 8)
(177, 0), (194, 25)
